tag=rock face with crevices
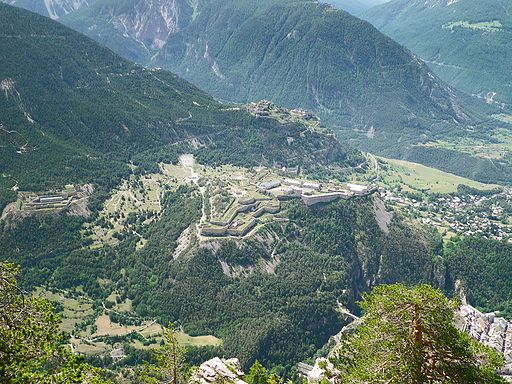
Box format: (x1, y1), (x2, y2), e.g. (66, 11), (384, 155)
(62, 0), (194, 63)
(456, 304), (512, 380)
(2, 0), (91, 19)
(189, 357), (247, 384)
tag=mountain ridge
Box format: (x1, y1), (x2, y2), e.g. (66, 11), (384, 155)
(58, 0), (511, 184)
(5, 0), (510, 184)
(362, 0), (512, 108)
(0, 2), (359, 209)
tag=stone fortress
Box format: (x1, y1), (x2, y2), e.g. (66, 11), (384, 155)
(199, 176), (375, 238)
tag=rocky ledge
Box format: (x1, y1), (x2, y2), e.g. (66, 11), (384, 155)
(190, 357), (247, 384)
(456, 304), (512, 380)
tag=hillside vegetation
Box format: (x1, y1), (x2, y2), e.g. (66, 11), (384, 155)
(363, 0), (512, 108)
(0, 3), (359, 210)
(323, 0), (389, 15)
(55, 0), (512, 183)
(1, 185), (445, 372)
(1, 2), (511, 379)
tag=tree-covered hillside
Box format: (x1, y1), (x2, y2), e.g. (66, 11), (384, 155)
(0, 185), (445, 372)
(445, 237), (512, 318)
(4, 0), (508, 184)
(0, 3), (359, 210)
(58, 0), (512, 184)
(323, 0), (389, 15)
(363, 0), (512, 109)
(63, 0), (484, 149)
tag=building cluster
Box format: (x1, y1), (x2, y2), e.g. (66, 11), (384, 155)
(289, 108), (315, 120)
(246, 99), (275, 117)
(200, 175), (374, 239)
(245, 100), (319, 126)
(24, 184), (81, 210)
(381, 188), (512, 242)
(259, 178), (373, 206)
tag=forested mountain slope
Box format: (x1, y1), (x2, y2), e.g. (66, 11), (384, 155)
(63, 0), (482, 148)
(4, 0), (510, 184)
(0, 3), (359, 209)
(363, 0), (512, 109)
(323, 0), (388, 15)
(1, 187), (445, 372)
(59, 0), (512, 184)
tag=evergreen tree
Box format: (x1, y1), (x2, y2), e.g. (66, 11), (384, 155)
(268, 372), (283, 384)
(139, 323), (188, 384)
(333, 284), (506, 384)
(0, 262), (109, 383)
(246, 360), (268, 384)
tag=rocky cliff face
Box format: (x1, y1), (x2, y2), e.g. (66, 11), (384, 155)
(61, 0), (194, 63)
(456, 305), (512, 380)
(190, 357), (247, 384)
(94, 0), (193, 50)
(3, 0), (90, 19)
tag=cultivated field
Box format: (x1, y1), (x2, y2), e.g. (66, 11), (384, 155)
(380, 157), (498, 194)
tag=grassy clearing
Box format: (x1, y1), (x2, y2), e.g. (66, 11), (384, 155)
(380, 157), (498, 194)
(421, 138), (509, 160)
(33, 288), (94, 333)
(443, 20), (502, 32)
(493, 114), (512, 125)
(91, 314), (221, 346)
(93, 315), (144, 337)
(161, 163), (191, 179)
(35, 286), (221, 360)
(175, 332), (222, 347)
(72, 338), (109, 355)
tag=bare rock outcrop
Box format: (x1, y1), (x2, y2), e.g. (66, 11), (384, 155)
(189, 357), (247, 384)
(456, 305), (512, 380)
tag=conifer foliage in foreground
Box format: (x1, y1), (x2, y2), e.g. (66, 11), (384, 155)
(0, 262), (109, 383)
(332, 284), (506, 383)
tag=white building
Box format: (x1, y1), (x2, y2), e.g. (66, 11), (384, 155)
(347, 183), (368, 195)
(303, 182), (321, 191)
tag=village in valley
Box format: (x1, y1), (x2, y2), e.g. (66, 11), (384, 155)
(4, 148), (511, 245)
(5, 97), (510, 246)
(380, 187), (512, 242)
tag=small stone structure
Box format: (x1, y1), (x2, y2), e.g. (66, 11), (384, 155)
(258, 180), (281, 191)
(302, 192), (347, 207)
